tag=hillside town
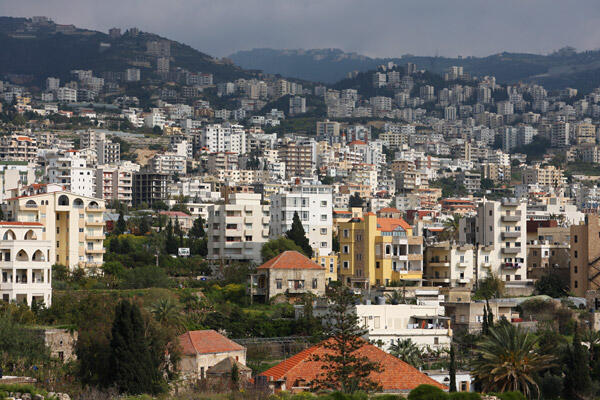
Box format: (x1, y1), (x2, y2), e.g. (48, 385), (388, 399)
(2, 15), (600, 400)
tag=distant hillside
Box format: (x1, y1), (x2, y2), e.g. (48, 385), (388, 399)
(0, 16), (253, 86)
(230, 47), (600, 90)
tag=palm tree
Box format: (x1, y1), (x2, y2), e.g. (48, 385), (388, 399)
(385, 290), (404, 305)
(389, 338), (424, 367)
(440, 214), (462, 242)
(150, 298), (183, 331)
(471, 323), (556, 398)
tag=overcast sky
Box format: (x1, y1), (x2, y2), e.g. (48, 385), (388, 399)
(3, 0), (600, 58)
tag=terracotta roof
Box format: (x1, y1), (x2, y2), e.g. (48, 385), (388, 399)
(377, 207), (401, 213)
(260, 339), (446, 392)
(376, 217), (412, 232)
(348, 140), (367, 145)
(177, 330), (244, 356)
(257, 251), (324, 270)
(0, 221), (43, 226)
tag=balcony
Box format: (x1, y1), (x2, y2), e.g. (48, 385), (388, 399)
(428, 261), (449, 267)
(502, 215), (521, 222)
(457, 262), (469, 268)
(85, 233), (105, 240)
(86, 206), (105, 212)
(85, 248), (106, 254)
(501, 231), (521, 239)
(502, 247), (521, 254)
(481, 262), (492, 269)
(503, 262), (523, 270)
(501, 198), (519, 207)
(85, 220), (104, 227)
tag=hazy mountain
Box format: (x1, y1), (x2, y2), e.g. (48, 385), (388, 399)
(230, 47), (600, 90)
(0, 16), (253, 86)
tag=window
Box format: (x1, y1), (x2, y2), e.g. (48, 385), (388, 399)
(79, 228), (84, 233)
(533, 250), (537, 256)
(312, 278), (318, 289)
(484, 255), (489, 262)
(434, 337), (439, 345)
(459, 255), (464, 262)
(575, 280), (578, 288)
(276, 279), (282, 289)
(376, 262), (380, 269)
(343, 229), (349, 238)
(574, 250), (578, 258)
(56, 241), (59, 248)
(321, 242), (327, 247)
(320, 228), (327, 235)
(489, 210), (492, 216)
(343, 245), (349, 254)
(574, 266), (578, 274)
(320, 214), (327, 221)
(515, 275), (521, 280)
(321, 200), (327, 207)
(574, 235), (578, 243)
(356, 234), (362, 241)
(343, 261), (349, 269)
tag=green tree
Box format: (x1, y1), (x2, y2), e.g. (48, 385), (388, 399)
(310, 285), (383, 393)
(348, 192), (364, 208)
(116, 211), (127, 234)
(109, 300), (166, 394)
(408, 384), (448, 400)
(534, 273), (569, 298)
(563, 327), (593, 400)
(164, 219), (178, 255)
(471, 323), (555, 398)
(138, 216), (151, 236)
(285, 211), (313, 257)
(189, 216), (206, 239)
(389, 338), (423, 367)
(449, 344), (457, 392)
(475, 274), (504, 300)
(150, 298), (183, 331)
(440, 214), (461, 242)
(261, 237), (304, 262)
(480, 178), (495, 191)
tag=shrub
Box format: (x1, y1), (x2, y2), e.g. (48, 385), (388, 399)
(491, 392), (526, 400)
(408, 384), (448, 400)
(448, 393), (481, 400)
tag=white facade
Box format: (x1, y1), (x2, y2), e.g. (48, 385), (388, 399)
(0, 222), (53, 307)
(47, 151), (95, 197)
(270, 186), (333, 257)
(355, 304), (452, 350)
(201, 124), (247, 154)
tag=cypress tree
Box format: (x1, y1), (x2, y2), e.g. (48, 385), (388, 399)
(449, 344), (457, 392)
(116, 211), (127, 234)
(109, 300), (161, 394)
(165, 219), (178, 255)
(563, 326), (592, 400)
(482, 306), (489, 335)
(285, 211), (313, 257)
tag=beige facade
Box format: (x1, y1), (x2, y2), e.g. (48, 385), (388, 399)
(443, 300), (518, 333)
(5, 187), (106, 270)
(207, 193), (269, 264)
(570, 215), (600, 297)
(522, 165), (566, 188)
(424, 242), (475, 288)
(527, 241), (570, 282)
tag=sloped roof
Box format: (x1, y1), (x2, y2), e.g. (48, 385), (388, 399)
(259, 339), (446, 392)
(206, 356), (252, 375)
(377, 207), (401, 213)
(177, 330), (245, 356)
(257, 251), (324, 270)
(376, 217), (412, 232)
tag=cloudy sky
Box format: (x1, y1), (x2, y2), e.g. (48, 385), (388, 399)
(3, 0), (600, 58)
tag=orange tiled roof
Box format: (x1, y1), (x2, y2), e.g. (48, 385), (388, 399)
(257, 251), (324, 270)
(260, 339), (446, 392)
(348, 140), (366, 145)
(376, 217), (411, 232)
(377, 207), (401, 213)
(177, 330), (244, 356)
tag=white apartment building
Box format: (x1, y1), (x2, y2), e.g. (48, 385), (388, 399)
(144, 109), (166, 129)
(355, 304), (451, 350)
(148, 153), (187, 175)
(0, 222), (53, 307)
(57, 87), (77, 102)
(269, 185), (333, 257)
(46, 151), (95, 197)
(0, 161), (36, 203)
(201, 124), (246, 154)
(460, 199), (528, 283)
(95, 162), (139, 206)
(207, 193), (270, 264)
(5, 185), (106, 270)
(125, 68), (141, 82)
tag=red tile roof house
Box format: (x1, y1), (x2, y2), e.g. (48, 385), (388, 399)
(257, 339), (446, 394)
(177, 330), (247, 380)
(252, 251), (326, 301)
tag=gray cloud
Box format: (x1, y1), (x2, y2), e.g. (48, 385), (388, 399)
(2, 0), (599, 58)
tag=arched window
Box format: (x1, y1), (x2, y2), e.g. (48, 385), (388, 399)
(32, 250), (45, 262)
(73, 198), (84, 208)
(25, 199), (37, 208)
(3, 229), (16, 240)
(88, 201), (99, 209)
(16, 250), (29, 262)
(58, 195), (69, 206)
(24, 230), (37, 240)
